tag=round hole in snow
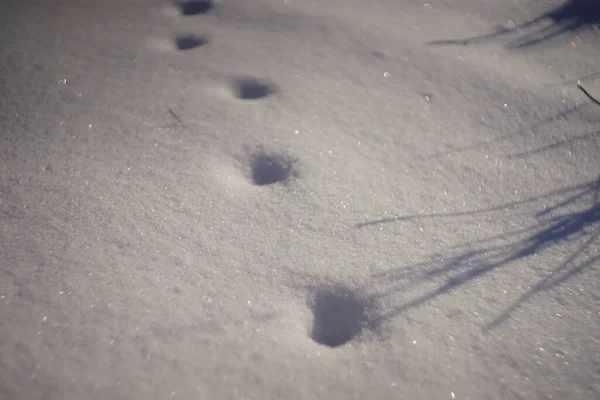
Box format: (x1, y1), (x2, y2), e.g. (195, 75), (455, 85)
(309, 285), (375, 348)
(232, 78), (274, 100)
(175, 35), (207, 50)
(178, 0), (213, 15)
(250, 152), (294, 186)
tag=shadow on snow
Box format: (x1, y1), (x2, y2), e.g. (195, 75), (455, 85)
(424, 98), (600, 159)
(429, 0), (600, 49)
(357, 176), (600, 330)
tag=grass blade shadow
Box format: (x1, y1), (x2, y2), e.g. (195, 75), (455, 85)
(363, 176), (600, 329)
(428, 0), (600, 50)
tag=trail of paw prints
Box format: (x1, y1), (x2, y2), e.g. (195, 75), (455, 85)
(172, 1), (278, 101)
(170, 1), (213, 51)
(148, 1), (213, 52)
(153, 0), (280, 102)
(156, 0), (285, 190)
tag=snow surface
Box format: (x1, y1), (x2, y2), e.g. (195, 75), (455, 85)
(1, 0), (599, 399)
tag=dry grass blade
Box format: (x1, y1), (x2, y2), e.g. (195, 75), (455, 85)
(577, 80), (600, 107)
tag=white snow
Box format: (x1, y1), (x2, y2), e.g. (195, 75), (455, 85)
(1, 0), (599, 399)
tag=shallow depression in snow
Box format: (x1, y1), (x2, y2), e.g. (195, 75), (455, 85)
(174, 34), (208, 50)
(248, 150), (296, 186)
(308, 285), (380, 348)
(177, 0), (213, 16)
(232, 77), (275, 100)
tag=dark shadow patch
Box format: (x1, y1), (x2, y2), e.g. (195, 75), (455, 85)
(232, 77), (274, 100)
(308, 284), (379, 348)
(177, 0), (213, 16)
(175, 34), (208, 50)
(249, 150), (295, 186)
(428, 0), (600, 49)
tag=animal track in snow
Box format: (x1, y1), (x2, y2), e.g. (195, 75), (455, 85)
(248, 150), (296, 186)
(232, 77), (274, 100)
(175, 34), (208, 50)
(308, 284), (380, 348)
(176, 0), (213, 16)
